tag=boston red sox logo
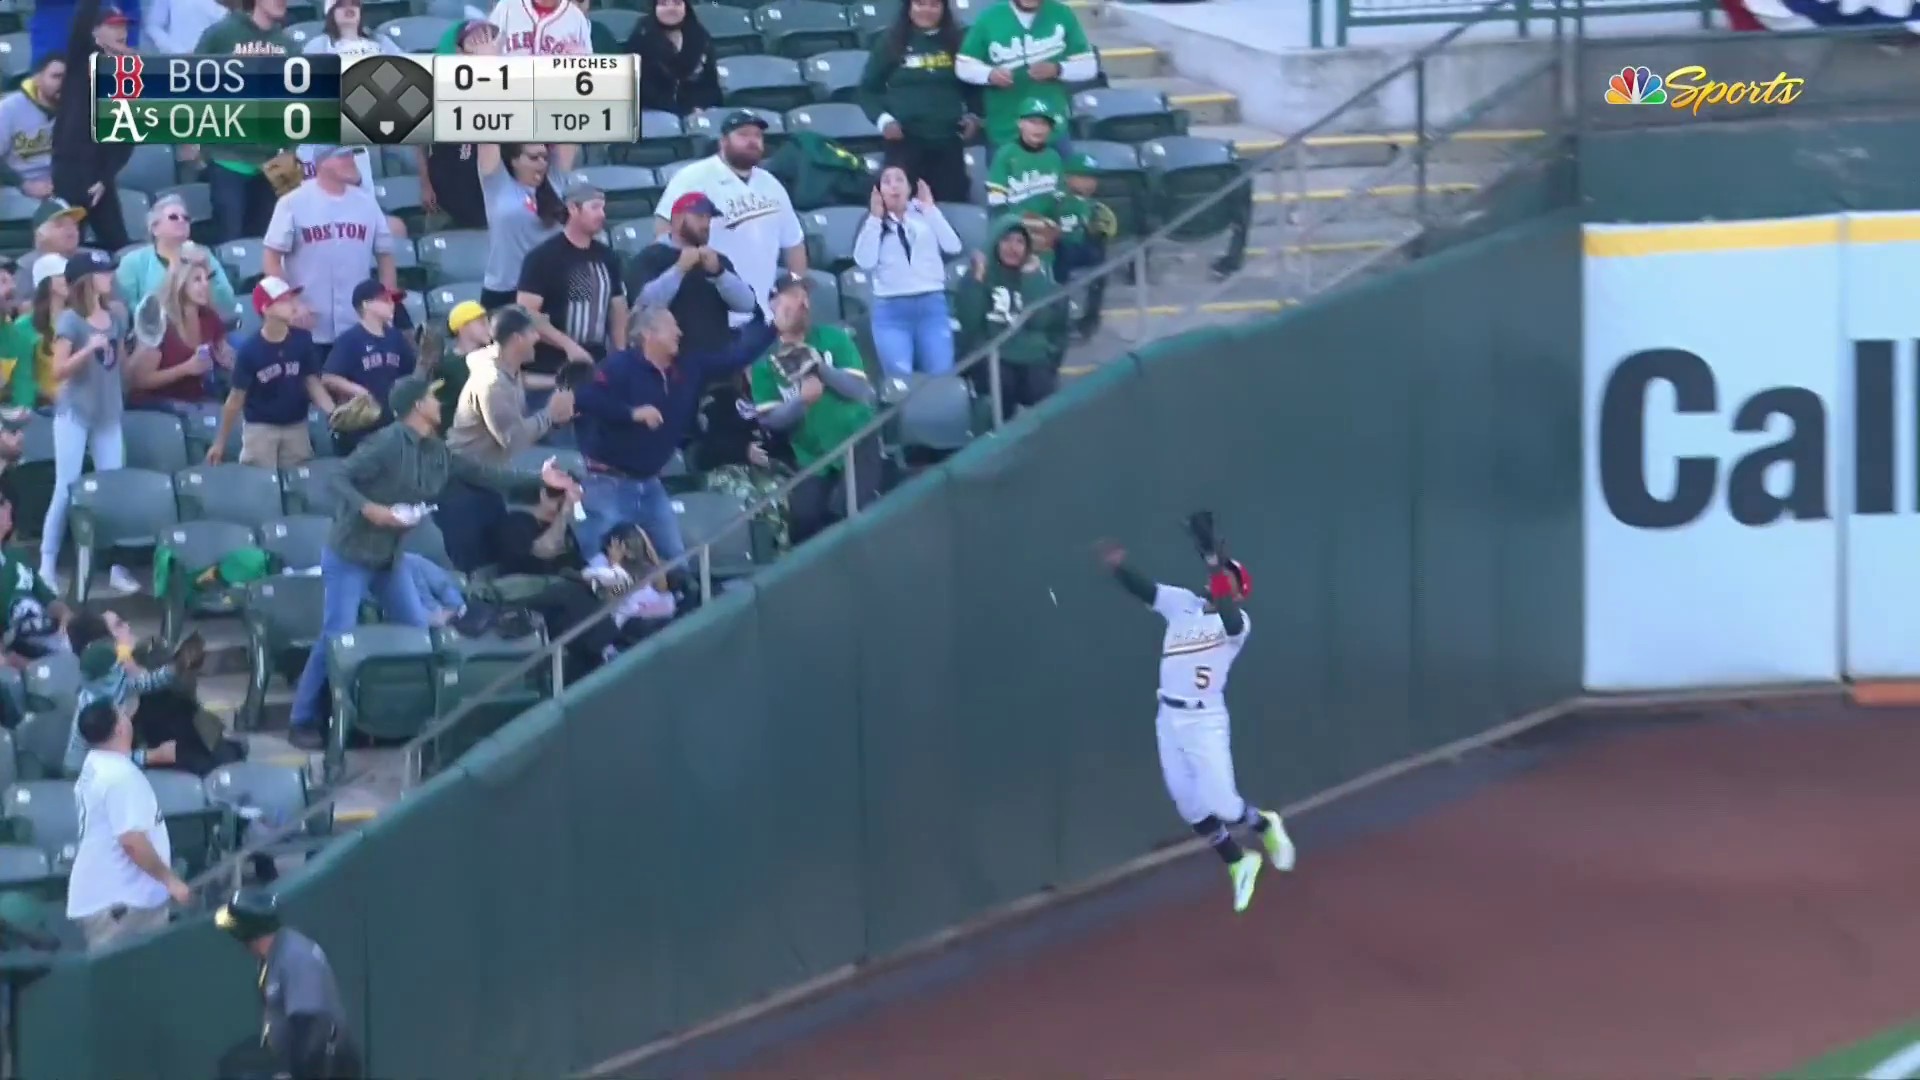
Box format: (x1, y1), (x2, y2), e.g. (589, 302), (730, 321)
(108, 55), (144, 100)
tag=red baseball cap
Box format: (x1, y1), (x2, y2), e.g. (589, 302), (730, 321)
(253, 276), (302, 314)
(671, 193), (717, 217)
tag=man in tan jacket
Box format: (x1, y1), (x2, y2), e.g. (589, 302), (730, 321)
(438, 304), (576, 571)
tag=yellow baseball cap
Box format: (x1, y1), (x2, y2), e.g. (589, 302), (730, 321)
(447, 300), (486, 334)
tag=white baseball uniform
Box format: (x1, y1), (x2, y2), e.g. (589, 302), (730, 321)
(1150, 583), (1251, 825)
(489, 0), (593, 56)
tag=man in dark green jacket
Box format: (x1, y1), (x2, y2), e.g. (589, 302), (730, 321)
(284, 375), (578, 749)
(955, 214), (1068, 421)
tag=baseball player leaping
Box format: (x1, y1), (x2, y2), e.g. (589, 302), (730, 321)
(1097, 511), (1296, 914)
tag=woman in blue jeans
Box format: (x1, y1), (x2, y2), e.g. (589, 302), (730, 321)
(852, 165), (964, 378)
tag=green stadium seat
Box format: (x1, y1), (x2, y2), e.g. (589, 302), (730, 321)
(700, 5), (762, 57)
(380, 14), (451, 51)
(686, 107), (788, 156)
(326, 624), (438, 772)
(22, 653), (78, 717)
(803, 269), (842, 323)
(175, 463), (284, 528)
(803, 205), (868, 273)
(755, 0), (857, 58)
(204, 761), (329, 850)
(378, 146), (417, 178)
(845, 1), (893, 44)
(1142, 136), (1252, 241)
(284, 0), (320, 21)
(949, 0), (985, 23)
(591, 7), (641, 40)
(717, 55), (815, 113)
(4, 781), (76, 870)
(673, 490), (758, 581)
(656, 158), (700, 190)
(148, 768), (225, 878)
(418, 229), (489, 287)
(572, 164), (661, 219)
(428, 282), (483, 322)
(391, 240), (425, 292)
(220, 238), (267, 291)
(962, 144), (988, 203)
(116, 189), (152, 245)
(280, 459), (345, 517)
(156, 182), (214, 243)
(894, 373), (976, 454)
(17, 412), (50, 464)
(123, 410), (190, 474)
(786, 102), (884, 155)
(0, 187), (31, 249)
(1066, 139), (1149, 239)
(0, 33), (27, 82)
(373, 176), (427, 235)
(260, 515), (330, 573)
(121, 144), (177, 196)
(0, 844), (53, 892)
(420, 621), (549, 775)
(13, 712), (67, 782)
(837, 267), (873, 328)
(1072, 88), (1184, 144)
(179, 402), (242, 465)
(939, 201), (989, 254)
(70, 468), (178, 600)
(609, 219), (654, 258)
(617, 110), (696, 168)
(0, 728), (15, 792)
(158, 520), (258, 641)
(804, 49), (868, 103)
(241, 576), (324, 732)
(284, 18), (324, 46)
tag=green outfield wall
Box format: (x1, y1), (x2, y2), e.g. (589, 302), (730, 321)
(12, 217), (1587, 1079)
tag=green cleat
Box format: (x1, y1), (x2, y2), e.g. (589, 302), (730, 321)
(1229, 852), (1263, 913)
(1261, 811), (1297, 871)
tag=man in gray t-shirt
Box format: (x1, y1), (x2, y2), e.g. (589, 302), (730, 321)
(263, 145), (396, 347)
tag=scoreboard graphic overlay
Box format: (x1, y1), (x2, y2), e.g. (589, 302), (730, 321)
(92, 54), (641, 145)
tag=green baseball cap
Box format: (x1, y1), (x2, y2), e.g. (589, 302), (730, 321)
(31, 197), (85, 230)
(78, 640), (119, 682)
(1018, 98), (1058, 124)
(388, 375), (444, 418)
(1065, 152), (1098, 176)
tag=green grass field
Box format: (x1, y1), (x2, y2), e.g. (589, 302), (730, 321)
(1788, 1023), (1920, 1078)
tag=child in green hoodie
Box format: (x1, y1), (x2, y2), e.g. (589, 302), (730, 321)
(955, 215), (1067, 422)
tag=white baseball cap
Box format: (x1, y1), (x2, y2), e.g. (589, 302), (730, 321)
(252, 276), (302, 315)
(30, 253), (65, 289)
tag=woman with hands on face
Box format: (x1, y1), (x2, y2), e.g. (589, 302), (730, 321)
(852, 165), (964, 378)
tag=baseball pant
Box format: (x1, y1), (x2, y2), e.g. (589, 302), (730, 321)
(1155, 705), (1245, 825)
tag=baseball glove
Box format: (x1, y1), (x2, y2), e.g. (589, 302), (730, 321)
(329, 393), (382, 433)
(262, 151), (304, 197)
(1088, 200), (1119, 240)
(1186, 510), (1221, 561)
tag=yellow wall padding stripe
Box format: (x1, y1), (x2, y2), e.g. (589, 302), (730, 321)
(1583, 216), (1840, 257)
(1845, 213), (1920, 245)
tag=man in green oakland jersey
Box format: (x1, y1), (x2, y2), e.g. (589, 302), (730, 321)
(954, 0), (1096, 152)
(746, 276), (883, 546)
(190, 0), (294, 243)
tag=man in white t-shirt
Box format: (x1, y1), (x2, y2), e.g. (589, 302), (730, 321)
(655, 111), (808, 326)
(66, 698), (189, 952)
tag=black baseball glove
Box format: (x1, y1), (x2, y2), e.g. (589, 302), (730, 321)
(1186, 510), (1222, 562)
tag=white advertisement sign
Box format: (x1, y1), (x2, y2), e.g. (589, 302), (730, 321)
(1582, 213), (1920, 692)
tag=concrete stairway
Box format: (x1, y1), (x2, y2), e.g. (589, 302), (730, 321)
(1065, 0), (1549, 371)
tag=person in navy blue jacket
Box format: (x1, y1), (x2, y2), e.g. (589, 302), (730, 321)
(573, 303), (776, 564)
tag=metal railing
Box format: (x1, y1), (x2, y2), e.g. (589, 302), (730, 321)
(1312, 0), (1712, 47)
(173, 0), (1582, 915)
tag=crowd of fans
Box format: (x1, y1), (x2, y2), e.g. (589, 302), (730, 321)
(0, 0), (1119, 925)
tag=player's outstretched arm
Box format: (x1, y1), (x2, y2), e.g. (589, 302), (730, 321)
(1096, 541), (1156, 606)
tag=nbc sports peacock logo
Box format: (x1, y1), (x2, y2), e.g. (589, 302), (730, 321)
(1605, 66), (1666, 105)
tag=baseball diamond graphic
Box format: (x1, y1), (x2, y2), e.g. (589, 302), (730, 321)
(340, 56), (432, 144)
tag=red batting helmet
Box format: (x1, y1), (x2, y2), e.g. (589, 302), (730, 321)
(1208, 559), (1251, 602)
